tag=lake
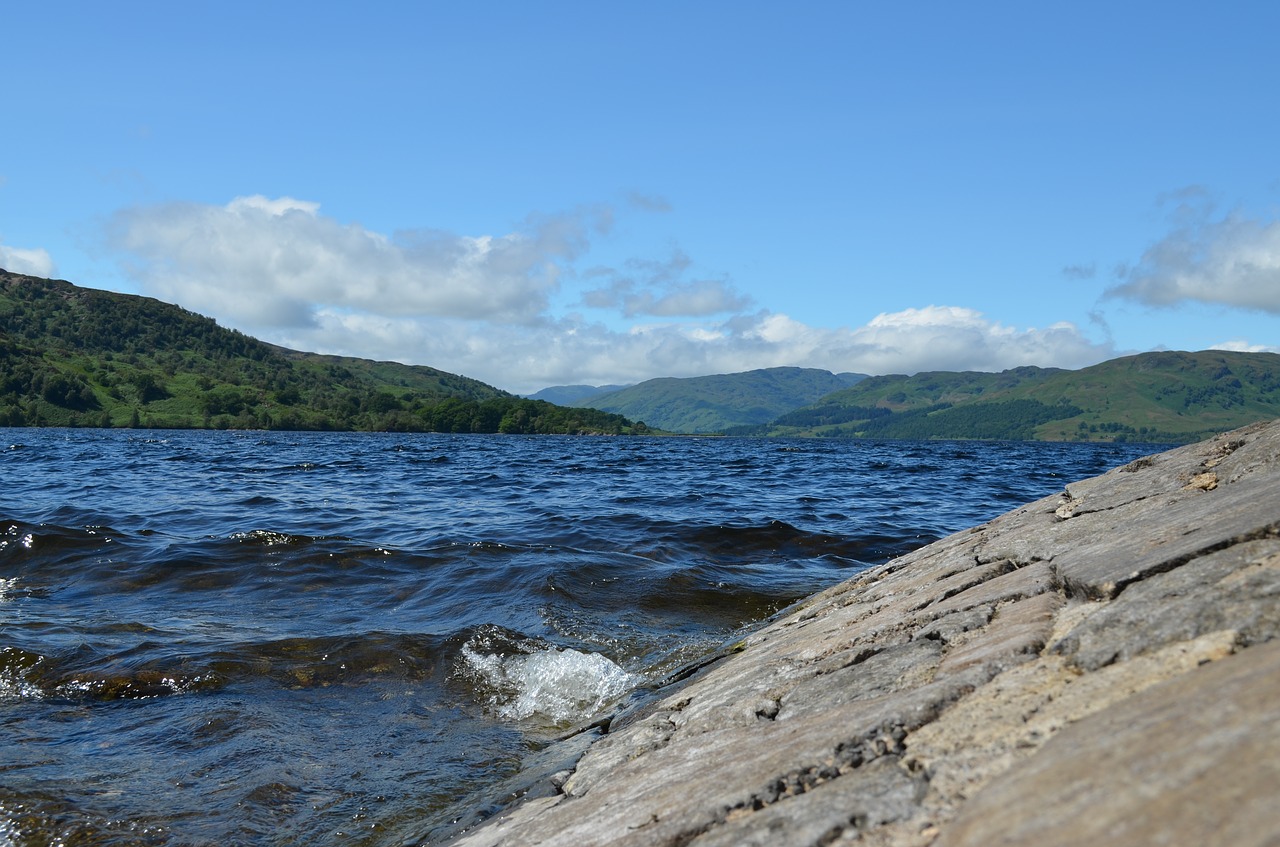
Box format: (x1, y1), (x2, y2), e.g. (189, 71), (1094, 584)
(0, 429), (1165, 845)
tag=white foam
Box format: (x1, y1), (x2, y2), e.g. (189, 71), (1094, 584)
(0, 657), (42, 702)
(460, 642), (639, 725)
(0, 802), (18, 847)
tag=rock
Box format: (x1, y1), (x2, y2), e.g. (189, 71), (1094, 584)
(685, 757), (925, 847)
(1054, 539), (1280, 671)
(445, 422), (1280, 847)
(933, 640), (1280, 847)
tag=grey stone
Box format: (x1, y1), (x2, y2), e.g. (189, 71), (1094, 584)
(777, 639), (942, 721)
(935, 591), (1060, 676)
(1057, 538), (1280, 670)
(685, 757), (924, 847)
(913, 605), (992, 645)
(1049, 467), (1280, 599)
(933, 639), (1280, 847)
(925, 559), (1055, 616)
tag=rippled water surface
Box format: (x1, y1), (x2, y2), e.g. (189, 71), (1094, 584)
(0, 429), (1165, 845)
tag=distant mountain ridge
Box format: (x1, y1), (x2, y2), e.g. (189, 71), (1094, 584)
(525, 384), (633, 405)
(566, 367), (869, 433)
(744, 351), (1280, 443)
(537, 352), (1280, 443)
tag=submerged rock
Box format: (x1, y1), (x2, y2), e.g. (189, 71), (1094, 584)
(447, 421), (1280, 847)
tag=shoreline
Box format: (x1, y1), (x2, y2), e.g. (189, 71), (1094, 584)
(446, 420), (1280, 846)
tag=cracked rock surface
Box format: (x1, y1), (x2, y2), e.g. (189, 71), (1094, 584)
(448, 421), (1280, 847)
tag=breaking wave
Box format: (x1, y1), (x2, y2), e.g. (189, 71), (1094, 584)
(455, 625), (639, 727)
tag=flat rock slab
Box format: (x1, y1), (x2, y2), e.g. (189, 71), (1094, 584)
(934, 639), (1280, 847)
(447, 421), (1280, 847)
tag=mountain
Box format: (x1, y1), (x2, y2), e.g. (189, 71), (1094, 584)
(743, 351), (1280, 443)
(0, 270), (642, 434)
(525, 384), (632, 405)
(571, 367), (868, 433)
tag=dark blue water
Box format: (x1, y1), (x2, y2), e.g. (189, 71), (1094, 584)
(0, 429), (1164, 845)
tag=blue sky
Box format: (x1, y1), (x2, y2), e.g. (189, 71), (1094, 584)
(4, 2), (1278, 394)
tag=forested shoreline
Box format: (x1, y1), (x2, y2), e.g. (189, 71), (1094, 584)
(0, 271), (642, 434)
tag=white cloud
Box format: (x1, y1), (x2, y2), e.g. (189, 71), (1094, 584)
(1209, 339), (1280, 354)
(627, 192), (672, 213)
(0, 243), (56, 277)
(1061, 262), (1096, 280)
(266, 303), (1112, 395)
(842, 307), (1109, 375)
(724, 306), (1110, 380)
(1109, 200), (1280, 313)
(108, 195), (607, 331)
(104, 195), (1113, 394)
(227, 195), (321, 217)
(581, 249), (753, 317)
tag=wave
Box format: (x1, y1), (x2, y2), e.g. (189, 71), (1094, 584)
(0, 430), (1175, 847)
(1, 631), (450, 702)
(1, 624), (642, 733)
(454, 624), (638, 729)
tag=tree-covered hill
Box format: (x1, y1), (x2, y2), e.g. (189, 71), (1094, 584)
(572, 367), (868, 433)
(0, 270), (642, 434)
(738, 351), (1280, 443)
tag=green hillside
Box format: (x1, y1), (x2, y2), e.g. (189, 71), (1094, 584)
(0, 270), (642, 434)
(8, 270), (1272, 442)
(574, 367), (867, 433)
(526, 384), (632, 405)
(744, 351), (1280, 443)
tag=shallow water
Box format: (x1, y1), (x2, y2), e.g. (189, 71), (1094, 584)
(0, 429), (1164, 845)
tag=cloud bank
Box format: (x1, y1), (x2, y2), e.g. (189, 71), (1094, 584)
(108, 195), (1114, 394)
(1109, 196), (1280, 313)
(0, 243), (56, 278)
(581, 249), (753, 317)
(109, 195), (607, 329)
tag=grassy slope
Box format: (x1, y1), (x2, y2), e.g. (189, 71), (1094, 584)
(575, 367), (867, 433)
(0, 271), (639, 434)
(765, 351), (1280, 442)
(1022, 351), (1280, 441)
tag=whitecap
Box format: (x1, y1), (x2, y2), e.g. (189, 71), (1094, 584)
(459, 640), (638, 725)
